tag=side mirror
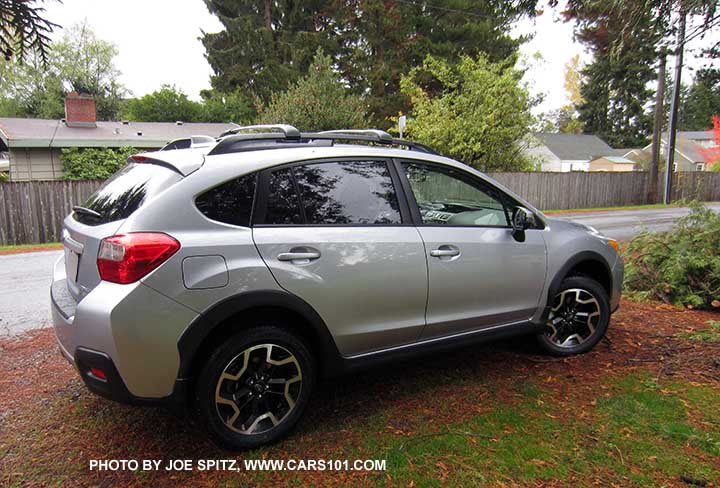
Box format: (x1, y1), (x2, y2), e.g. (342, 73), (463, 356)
(512, 206), (534, 242)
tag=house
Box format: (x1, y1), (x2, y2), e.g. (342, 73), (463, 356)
(587, 156), (636, 172)
(628, 131), (715, 172)
(0, 93), (239, 181)
(523, 133), (619, 172)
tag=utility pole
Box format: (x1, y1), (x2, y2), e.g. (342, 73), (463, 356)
(649, 54), (666, 204)
(664, 10), (686, 204)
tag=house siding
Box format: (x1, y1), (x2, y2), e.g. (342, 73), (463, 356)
(9, 148), (63, 181)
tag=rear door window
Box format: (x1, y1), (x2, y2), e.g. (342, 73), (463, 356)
(294, 161), (402, 225)
(74, 163), (181, 226)
(264, 167), (303, 225)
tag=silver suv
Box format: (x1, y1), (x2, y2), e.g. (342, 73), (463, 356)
(51, 126), (623, 449)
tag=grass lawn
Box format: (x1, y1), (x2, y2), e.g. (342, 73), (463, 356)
(544, 203), (679, 214)
(1, 300), (719, 487)
(0, 242), (62, 255)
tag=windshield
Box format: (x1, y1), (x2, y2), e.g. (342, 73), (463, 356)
(73, 163), (181, 225)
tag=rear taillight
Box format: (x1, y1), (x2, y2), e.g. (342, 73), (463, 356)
(97, 233), (180, 284)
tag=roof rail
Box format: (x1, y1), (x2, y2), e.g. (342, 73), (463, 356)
(208, 127), (438, 156)
(218, 124), (301, 139)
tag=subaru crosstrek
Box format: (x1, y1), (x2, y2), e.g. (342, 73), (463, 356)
(51, 126), (623, 450)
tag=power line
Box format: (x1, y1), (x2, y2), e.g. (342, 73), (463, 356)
(394, 0), (496, 18)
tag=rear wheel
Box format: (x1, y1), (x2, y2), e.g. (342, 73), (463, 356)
(195, 325), (315, 450)
(537, 276), (610, 356)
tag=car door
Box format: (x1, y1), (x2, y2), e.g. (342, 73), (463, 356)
(398, 160), (547, 340)
(252, 158), (428, 357)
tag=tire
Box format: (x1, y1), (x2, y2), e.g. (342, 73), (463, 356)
(536, 276), (610, 356)
(195, 324), (316, 450)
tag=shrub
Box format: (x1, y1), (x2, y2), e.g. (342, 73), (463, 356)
(60, 146), (136, 180)
(399, 54), (534, 172)
(624, 201), (720, 309)
(256, 49), (367, 131)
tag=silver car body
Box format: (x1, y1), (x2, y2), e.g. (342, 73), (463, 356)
(51, 144), (623, 400)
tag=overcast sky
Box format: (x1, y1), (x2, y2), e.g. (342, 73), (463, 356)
(42, 0), (718, 115)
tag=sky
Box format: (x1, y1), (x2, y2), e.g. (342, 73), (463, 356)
(42, 0), (718, 115)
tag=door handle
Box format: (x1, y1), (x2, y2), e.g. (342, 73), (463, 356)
(277, 250), (321, 262)
(430, 246), (460, 258)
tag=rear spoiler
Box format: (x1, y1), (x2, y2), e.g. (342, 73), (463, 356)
(129, 152), (205, 176)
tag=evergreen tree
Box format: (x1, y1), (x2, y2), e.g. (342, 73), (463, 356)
(201, 1), (538, 127)
(679, 68), (720, 131)
(201, 1), (336, 100)
(566, 1), (659, 147)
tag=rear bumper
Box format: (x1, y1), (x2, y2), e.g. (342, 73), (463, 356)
(50, 255), (198, 404)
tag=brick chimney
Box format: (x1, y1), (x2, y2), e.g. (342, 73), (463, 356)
(64, 92), (97, 128)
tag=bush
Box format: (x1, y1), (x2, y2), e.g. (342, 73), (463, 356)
(256, 49), (367, 131)
(60, 146), (136, 180)
(624, 201), (720, 309)
(399, 54), (534, 172)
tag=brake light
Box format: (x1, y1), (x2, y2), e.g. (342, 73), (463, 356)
(97, 233), (180, 284)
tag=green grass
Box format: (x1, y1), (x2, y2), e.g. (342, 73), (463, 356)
(366, 375), (720, 487)
(544, 203), (678, 214)
(0, 242), (62, 253)
(678, 320), (720, 342)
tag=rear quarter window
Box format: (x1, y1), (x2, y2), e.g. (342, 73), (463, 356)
(195, 173), (257, 227)
(74, 163), (181, 225)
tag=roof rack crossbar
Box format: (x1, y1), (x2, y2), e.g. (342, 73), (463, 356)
(219, 124), (301, 139)
(318, 129), (393, 143)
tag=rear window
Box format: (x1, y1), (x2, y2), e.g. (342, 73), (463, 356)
(73, 163), (181, 225)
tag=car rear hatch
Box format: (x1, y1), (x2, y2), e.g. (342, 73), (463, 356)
(62, 159), (184, 302)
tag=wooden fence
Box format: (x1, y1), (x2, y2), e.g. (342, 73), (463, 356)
(0, 180), (103, 246)
(1, 172), (719, 246)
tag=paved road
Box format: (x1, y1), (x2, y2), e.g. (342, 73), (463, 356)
(552, 202), (720, 241)
(1, 202), (718, 338)
(0, 250), (61, 337)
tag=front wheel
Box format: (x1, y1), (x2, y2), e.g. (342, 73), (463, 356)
(195, 325), (316, 450)
(536, 276), (610, 356)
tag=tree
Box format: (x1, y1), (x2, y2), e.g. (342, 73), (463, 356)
(123, 85), (204, 122)
(256, 49), (366, 131)
(564, 54), (584, 106)
(52, 23), (126, 119)
(200, 89), (254, 123)
(400, 54), (534, 172)
(202, 1), (335, 101)
(331, 0), (538, 126)
(202, 1), (539, 127)
(563, 1), (660, 147)
(0, 22), (126, 120)
(680, 68), (720, 130)
(0, 0), (59, 62)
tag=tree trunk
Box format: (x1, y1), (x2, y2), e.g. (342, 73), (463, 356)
(648, 54), (666, 204)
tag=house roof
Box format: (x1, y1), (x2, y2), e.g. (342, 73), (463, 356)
(596, 156), (635, 164)
(0, 118), (240, 149)
(642, 134), (709, 163)
(613, 147), (641, 157)
(677, 130), (714, 141)
(532, 133), (615, 161)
